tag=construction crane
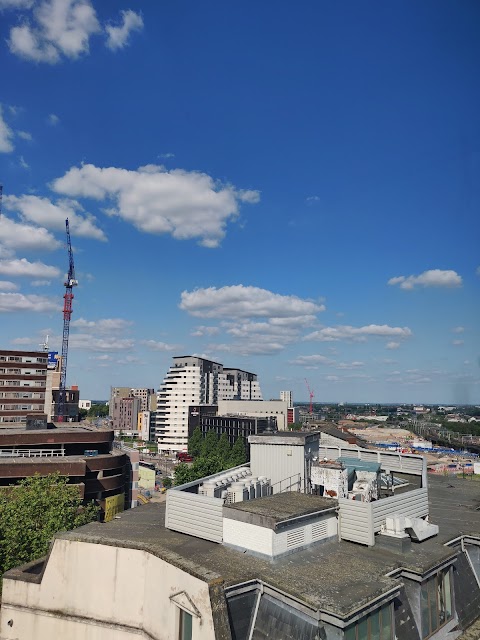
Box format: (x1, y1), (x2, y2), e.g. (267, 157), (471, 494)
(56, 219), (77, 422)
(304, 378), (314, 414)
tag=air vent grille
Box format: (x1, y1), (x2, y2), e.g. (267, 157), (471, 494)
(286, 528), (305, 548)
(311, 521), (328, 541)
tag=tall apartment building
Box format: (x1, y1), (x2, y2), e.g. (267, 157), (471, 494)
(154, 356), (263, 453)
(280, 390), (293, 407)
(0, 350), (48, 427)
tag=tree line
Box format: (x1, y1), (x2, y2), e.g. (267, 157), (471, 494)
(173, 428), (247, 486)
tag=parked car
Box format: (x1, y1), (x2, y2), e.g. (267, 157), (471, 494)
(176, 452), (193, 462)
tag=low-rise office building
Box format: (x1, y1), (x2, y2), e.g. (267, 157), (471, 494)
(187, 404), (277, 457)
(0, 426), (135, 519)
(217, 399), (289, 430)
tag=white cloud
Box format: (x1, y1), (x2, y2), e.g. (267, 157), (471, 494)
(452, 340), (464, 346)
(105, 9), (143, 50)
(289, 355), (335, 366)
(0, 292), (58, 312)
(0, 215), (61, 251)
(71, 317), (132, 333)
(0, 246), (15, 259)
(48, 113), (60, 125)
(452, 326), (464, 334)
(388, 269), (462, 290)
(0, 105), (14, 152)
(52, 163), (260, 247)
(0, 258), (60, 278)
(11, 336), (35, 345)
(191, 326), (220, 337)
(336, 361), (364, 370)
(19, 155), (29, 169)
(306, 195), (320, 204)
(140, 340), (180, 352)
(17, 130), (32, 140)
(4, 194), (106, 240)
(70, 333), (134, 351)
(180, 285), (324, 318)
(0, 280), (18, 291)
(304, 324), (412, 342)
(0, 0), (34, 7)
(326, 375), (339, 382)
(386, 341), (400, 350)
(8, 0), (101, 63)
(210, 340), (285, 356)
(31, 279), (51, 286)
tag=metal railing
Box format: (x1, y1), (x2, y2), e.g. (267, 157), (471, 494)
(270, 473), (302, 494)
(0, 447), (65, 458)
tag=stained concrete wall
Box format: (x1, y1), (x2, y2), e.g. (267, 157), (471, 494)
(0, 539), (217, 640)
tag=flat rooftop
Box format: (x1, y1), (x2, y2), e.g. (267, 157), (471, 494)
(56, 474), (479, 619)
(224, 492), (336, 522)
(248, 431), (320, 445)
(0, 426), (109, 436)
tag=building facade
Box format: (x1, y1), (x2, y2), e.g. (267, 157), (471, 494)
(0, 426), (132, 519)
(188, 405), (277, 458)
(154, 356), (263, 453)
(217, 399), (289, 431)
(0, 350), (48, 427)
(111, 396), (142, 435)
(280, 390), (293, 406)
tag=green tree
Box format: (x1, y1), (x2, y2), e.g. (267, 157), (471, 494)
(216, 433), (232, 465)
(229, 436), (247, 467)
(87, 403), (109, 418)
(191, 455), (224, 479)
(78, 408), (88, 421)
(0, 474), (98, 577)
(174, 463), (194, 486)
(201, 430), (219, 458)
(188, 427), (203, 458)
(162, 477), (172, 489)
(288, 423), (302, 431)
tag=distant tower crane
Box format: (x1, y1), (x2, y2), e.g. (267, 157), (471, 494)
(56, 219), (78, 422)
(305, 378), (315, 414)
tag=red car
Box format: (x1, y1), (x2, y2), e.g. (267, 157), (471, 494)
(176, 452), (193, 462)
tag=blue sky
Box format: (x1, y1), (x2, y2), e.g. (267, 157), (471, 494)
(0, 0), (479, 404)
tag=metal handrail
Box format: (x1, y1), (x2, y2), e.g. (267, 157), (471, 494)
(0, 448), (65, 458)
(270, 473), (302, 493)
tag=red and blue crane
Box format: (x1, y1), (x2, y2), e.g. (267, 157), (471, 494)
(56, 219), (78, 422)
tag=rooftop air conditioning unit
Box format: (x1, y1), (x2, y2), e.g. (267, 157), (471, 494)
(226, 482), (248, 504)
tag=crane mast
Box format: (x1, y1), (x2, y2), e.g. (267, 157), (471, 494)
(304, 378), (315, 414)
(56, 219), (77, 422)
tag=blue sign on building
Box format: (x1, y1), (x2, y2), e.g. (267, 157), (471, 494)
(48, 351), (59, 369)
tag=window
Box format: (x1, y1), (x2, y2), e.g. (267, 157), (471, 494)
(179, 610), (192, 640)
(344, 603), (393, 640)
(420, 568), (452, 638)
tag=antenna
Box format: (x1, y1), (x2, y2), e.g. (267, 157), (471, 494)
(39, 334), (49, 352)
